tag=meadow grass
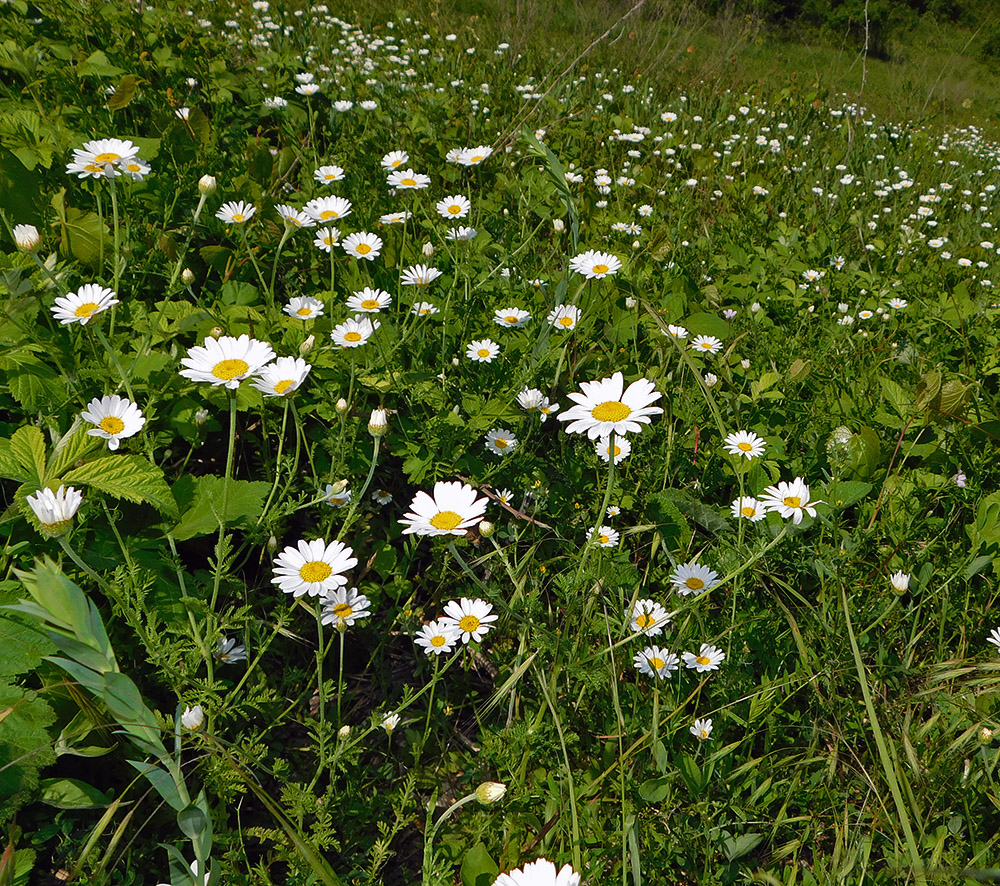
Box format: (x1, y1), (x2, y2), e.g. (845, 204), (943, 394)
(1, 1), (1000, 885)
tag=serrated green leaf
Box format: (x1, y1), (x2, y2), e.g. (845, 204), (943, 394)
(9, 426), (46, 486)
(62, 455), (177, 517)
(45, 423), (98, 481)
(0, 610), (54, 677)
(171, 476), (269, 540)
(7, 355), (65, 410)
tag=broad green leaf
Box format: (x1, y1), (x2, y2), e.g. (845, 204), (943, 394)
(76, 50), (124, 77)
(0, 609), (54, 677)
(107, 74), (138, 110)
(38, 777), (111, 809)
(171, 476), (270, 540)
(460, 842), (499, 886)
(177, 804), (209, 842)
(6, 357), (64, 410)
(721, 832), (764, 862)
(638, 776), (671, 803)
(128, 761), (187, 811)
(62, 455), (178, 517)
(45, 425), (99, 481)
(9, 426), (46, 486)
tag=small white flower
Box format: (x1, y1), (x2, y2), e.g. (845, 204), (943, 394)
(690, 718), (713, 740)
(80, 395), (146, 450)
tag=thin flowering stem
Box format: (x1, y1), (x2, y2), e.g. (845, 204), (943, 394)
(421, 791), (479, 886)
(57, 536), (114, 598)
(269, 226), (294, 302)
(573, 430), (617, 588)
(258, 398), (290, 526)
(446, 539), (492, 597)
(166, 533), (213, 676)
(237, 224), (271, 305)
(167, 191), (209, 292)
(91, 324), (136, 402)
(339, 435), (380, 537)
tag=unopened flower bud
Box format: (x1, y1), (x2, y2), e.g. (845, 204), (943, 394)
(299, 334), (315, 355)
(194, 407), (209, 425)
(335, 397), (348, 414)
(198, 174), (217, 194)
(181, 704), (205, 731)
(475, 781), (507, 805)
(422, 241), (435, 257)
(479, 520), (494, 537)
(338, 725), (351, 740)
(980, 726), (994, 743)
(625, 297), (637, 309)
(368, 408), (388, 437)
(552, 218), (565, 233)
(210, 326), (223, 338)
(267, 535), (278, 553)
(12, 224), (40, 252)
(181, 268), (195, 284)
(704, 373), (718, 388)
(329, 478), (348, 495)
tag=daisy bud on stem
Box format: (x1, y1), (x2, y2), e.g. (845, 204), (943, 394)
(299, 334), (315, 355)
(198, 175), (217, 195)
(335, 397), (348, 415)
(368, 408), (388, 437)
(475, 781), (507, 805)
(12, 224), (41, 252)
(422, 241), (435, 257)
(181, 268), (195, 285)
(479, 520), (494, 538)
(181, 705), (205, 731)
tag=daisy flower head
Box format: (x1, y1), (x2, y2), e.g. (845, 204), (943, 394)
(592, 525), (619, 547)
(558, 371), (663, 439)
(52, 284), (119, 326)
(493, 858), (580, 886)
(321, 587), (372, 629)
(331, 315), (379, 348)
(494, 308), (531, 328)
(495, 488), (514, 506)
(251, 355), (311, 397)
(381, 711), (401, 734)
(446, 226), (477, 241)
(66, 138), (140, 178)
(303, 195), (352, 223)
(347, 287), (392, 312)
(517, 388), (544, 411)
(633, 645), (679, 680)
(215, 637), (247, 664)
(596, 435), (632, 465)
(401, 264), (443, 287)
(179, 334), (276, 389)
(80, 395), (146, 450)
(285, 296), (324, 320)
(412, 301), (440, 316)
(671, 563), (720, 597)
(683, 643), (726, 673)
(25, 485), (83, 535)
(216, 200), (256, 224)
(485, 427), (517, 456)
(342, 231), (383, 260)
(665, 324), (689, 340)
(689, 335), (723, 355)
(314, 164), (345, 184)
(275, 204), (315, 229)
(272, 538), (357, 598)
(759, 477), (822, 524)
(441, 597), (498, 643)
(569, 249), (622, 279)
(467, 339), (500, 363)
(381, 150), (409, 170)
(888, 297), (907, 310)
(295, 82), (321, 96)
(547, 305), (581, 331)
(313, 227), (341, 252)
(414, 619), (461, 656)
(387, 168), (431, 189)
(458, 145), (493, 166)
(539, 397), (560, 421)
(731, 496), (766, 521)
(323, 483), (351, 508)
(436, 194), (471, 219)
(12, 224), (41, 251)
(690, 718), (713, 740)
(380, 211), (412, 224)
(399, 480), (488, 536)
(724, 430), (766, 460)
(889, 571), (911, 595)
(988, 627), (1000, 653)
(629, 598), (671, 636)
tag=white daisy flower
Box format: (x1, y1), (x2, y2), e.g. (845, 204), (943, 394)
(493, 858), (580, 886)
(179, 334), (275, 389)
(346, 287), (392, 312)
(690, 718), (713, 740)
(411, 301), (440, 316)
(271, 538), (357, 597)
(629, 599), (671, 636)
(436, 194), (471, 219)
(322, 484), (351, 508)
(251, 356), (311, 397)
(595, 435), (631, 464)
(547, 305), (581, 330)
(689, 335), (723, 355)
(379, 211), (412, 224)
(387, 168), (431, 189)
(446, 226), (477, 241)
(592, 525), (619, 547)
(683, 643), (726, 673)
(664, 324), (689, 340)
(538, 397), (559, 421)
(440, 597), (497, 643)
(400, 264), (442, 286)
(321, 587), (372, 629)
(12, 224), (41, 251)
(25, 485), (83, 534)
(303, 195), (352, 223)
(889, 571), (911, 594)
(313, 227), (341, 252)
(670, 563), (720, 597)
(381, 150), (409, 170)
(52, 284), (119, 326)
(987, 627), (1000, 653)
(558, 371), (663, 439)
(731, 497), (765, 521)
(314, 164), (345, 184)
(399, 480), (488, 536)
(216, 637), (247, 664)
(457, 145), (493, 166)
(414, 619), (462, 656)
(467, 339), (500, 363)
(723, 430), (766, 460)
(484, 427), (517, 456)
(568, 249), (622, 279)
(331, 315), (379, 348)
(284, 296), (325, 319)
(275, 204), (315, 229)
(494, 308), (531, 328)
(633, 645), (679, 680)
(342, 231), (383, 260)
(215, 200), (256, 224)
(80, 395), (146, 450)
(758, 477), (822, 524)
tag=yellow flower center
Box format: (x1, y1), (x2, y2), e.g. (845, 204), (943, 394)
(696, 655), (711, 666)
(94, 152), (121, 163)
(610, 445), (621, 456)
(299, 561), (333, 583)
(274, 379), (294, 394)
(212, 358), (250, 381)
(505, 316), (518, 323)
(333, 603), (353, 619)
(599, 534), (610, 544)
(324, 236), (336, 244)
(741, 506), (756, 517)
(344, 331), (363, 343)
(231, 213), (245, 222)
(458, 615), (480, 632)
(591, 401), (631, 423)
(699, 728), (709, 738)
(74, 302), (100, 318)
(325, 173), (337, 179)
(125, 162), (141, 172)
(448, 205), (461, 214)
(737, 441), (753, 451)
(355, 243), (371, 254)
(701, 342), (713, 349)
(391, 159), (403, 167)
(635, 613), (653, 629)
(297, 307), (313, 316)
(430, 510), (463, 531)
(649, 656), (664, 670)
(558, 316), (574, 327)
(477, 348), (491, 358)
(361, 299), (380, 310)
(320, 210), (338, 219)
(469, 155), (483, 162)
(685, 577), (705, 591)
(431, 634), (447, 647)
(592, 263), (609, 274)
(400, 177), (417, 186)
(98, 416), (126, 435)
(494, 438), (508, 449)
(784, 496), (802, 508)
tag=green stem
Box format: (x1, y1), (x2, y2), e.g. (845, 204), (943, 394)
(92, 324), (136, 402)
(108, 174), (121, 304)
(336, 626), (345, 726)
(57, 536), (114, 598)
(339, 435), (380, 536)
(269, 227), (293, 303)
(446, 540), (492, 597)
(166, 533), (213, 673)
(422, 655), (440, 748)
(258, 398), (290, 525)
(422, 793), (478, 886)
(573, 429), (617, 587)
(238, 225), (271, 306)
(167, 191), (209, 291)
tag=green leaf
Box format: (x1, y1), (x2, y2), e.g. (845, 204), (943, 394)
(9, 426), (46, 486)
(460, 842), (499, 886)
(638, 776), (671, 803)
(51, 189), (109, 266)
(62, 455), (178, 517)
(76, 50), (124, 77)
(721, 832), (764, 862)
(177, 804), (209, 842)
(38, 777), (111, 809)
(824, 481), (873, 510)
(0, 610), (54, 677)
(171, 476), (269, 540)
(127, 761), (187, 811)
(6, 357), (64, 410)
(645, 492), (692, 552)
(676, 754), (707, 796)
(45, 425), (99, 482)
(107, 74), (138, 110)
